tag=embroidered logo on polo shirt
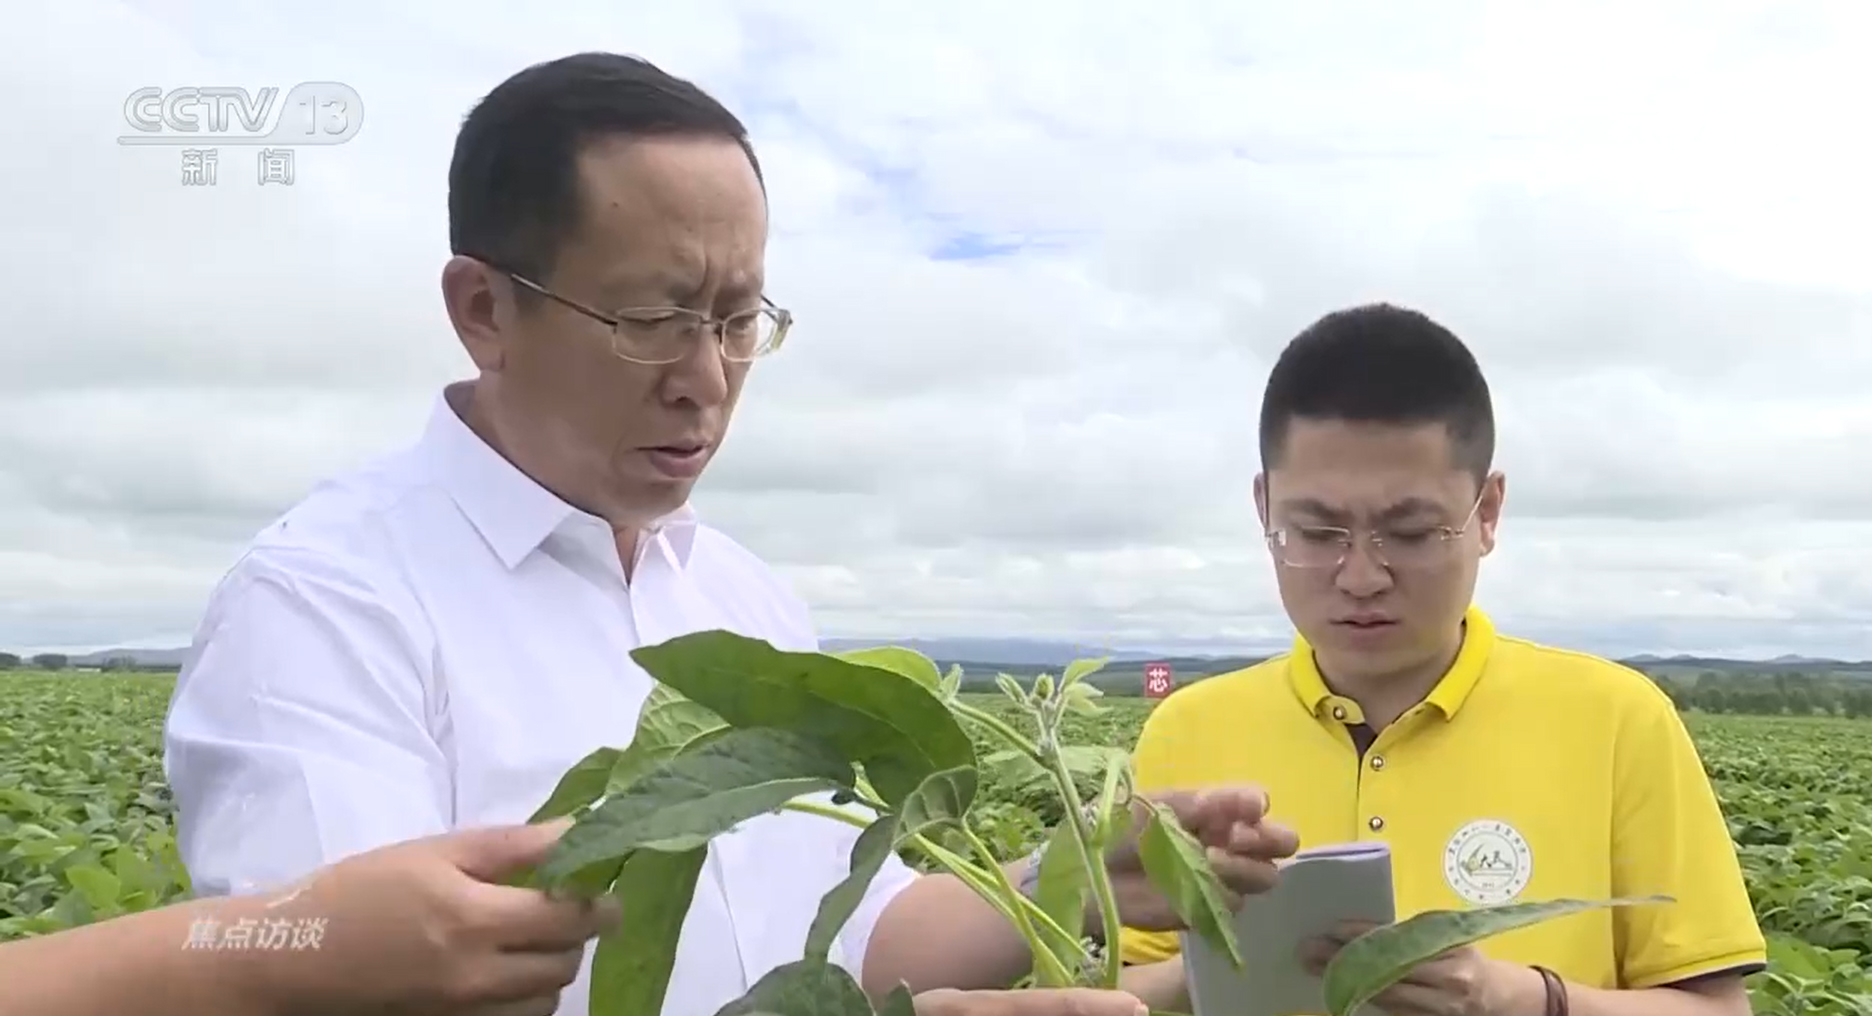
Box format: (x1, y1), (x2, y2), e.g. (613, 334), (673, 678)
(1442, 819), (1532, 905)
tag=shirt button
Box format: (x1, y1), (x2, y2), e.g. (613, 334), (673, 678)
(1368, 816), (1385, 832)
(1332, 706), (1348, 720)
(1370, 755), (1385, 770)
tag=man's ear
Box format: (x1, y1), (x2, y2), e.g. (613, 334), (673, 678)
(441, 256), (510, 372)
(1253, 472), (1269, 530)
(1478, 471), (1507, 556)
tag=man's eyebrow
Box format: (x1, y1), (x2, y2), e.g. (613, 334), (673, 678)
(1374, 497), (1450, 523)
(1275, 498), (1347, 522)
(596, 273), (764, 310)
(1274, 497), (1451, 525)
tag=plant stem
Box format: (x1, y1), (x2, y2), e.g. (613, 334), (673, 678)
(1044, 747), (1125, 987)
(782, 799), (873, 829)
(956, 824), (1077, 988)
(949, 699), (1042, 757)
(783, 798), (1088, 973)
(910, 834), (1089, 975)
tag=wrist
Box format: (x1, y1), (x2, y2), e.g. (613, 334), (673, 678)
(1504, 962), (1556, 1016)
(188, 896), (305, 1016)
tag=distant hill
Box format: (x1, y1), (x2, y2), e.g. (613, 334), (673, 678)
(69, 647), (190, 668)
(9, 639), (1870, 686)
(819, 637), (1168, 667)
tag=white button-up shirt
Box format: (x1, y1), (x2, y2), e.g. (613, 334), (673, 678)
(162, 386), (920, 1015)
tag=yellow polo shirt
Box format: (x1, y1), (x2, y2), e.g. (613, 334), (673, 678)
(1118, 606), (1766, 992)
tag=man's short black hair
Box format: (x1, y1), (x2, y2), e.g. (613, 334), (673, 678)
(1258, 303), (1495, 482)
(448, 51), (762, 284)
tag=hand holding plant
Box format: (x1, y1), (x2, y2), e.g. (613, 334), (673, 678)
(1096, 786), (1300, 935)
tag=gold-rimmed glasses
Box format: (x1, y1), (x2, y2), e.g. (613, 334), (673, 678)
(503, 270), (792, 365)
(1264, 491), (1484, 570)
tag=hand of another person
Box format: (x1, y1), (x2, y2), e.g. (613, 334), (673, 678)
(259, 818), (620, 1016)
(1099, 784), (1300, 933)
(1298, 921), (1543, 1016)
(913, 987), (1150, 1016)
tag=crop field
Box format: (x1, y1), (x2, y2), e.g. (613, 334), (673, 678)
(2, 671), (1868, 1013)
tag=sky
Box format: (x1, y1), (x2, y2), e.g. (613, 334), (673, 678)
(3, 0), (1871, 660)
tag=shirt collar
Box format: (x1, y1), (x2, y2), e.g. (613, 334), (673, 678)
(1288, 605), (1497, 722)
(420, 384), (700, 571)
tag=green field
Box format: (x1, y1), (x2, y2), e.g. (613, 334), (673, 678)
(2, 672), (1868, 1013)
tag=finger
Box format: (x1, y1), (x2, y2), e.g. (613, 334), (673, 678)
(1295, 935), (1343, 973)
(1226, 820), (1300, 860)
(1329, 918), (1382, 940)
(1205, 851), (1281, 895)
(1385, 954), (1464, 992)
(1180, 787), (1274, 845)
(479, 888), (621, 952)
(448, 819), (575, 882)
(1367, 977), (1453, 1015)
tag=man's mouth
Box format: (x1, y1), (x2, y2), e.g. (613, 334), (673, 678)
(1334, 615), (1397, 630)
(641, 442), (712, 478)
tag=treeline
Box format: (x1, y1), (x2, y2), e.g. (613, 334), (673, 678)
(1648, 669), (1872, 719)
(959, 663), (1872, 718)
(0, 652), (173, 673)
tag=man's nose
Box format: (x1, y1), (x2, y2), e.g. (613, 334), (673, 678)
(658, 327), (731, 406)
(1334, 539), (1394, 597)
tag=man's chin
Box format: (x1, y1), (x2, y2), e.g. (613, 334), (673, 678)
(1311, 627), (1426, 676)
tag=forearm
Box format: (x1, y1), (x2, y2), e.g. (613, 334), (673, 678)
(1560, 976), (1752, 1016)
(861, 860), (1036, 998)
(0, 895), (290, 1016)
(1116, 958), (1188, 1013)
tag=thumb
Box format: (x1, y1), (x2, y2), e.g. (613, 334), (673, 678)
(446, 818), (575, 882)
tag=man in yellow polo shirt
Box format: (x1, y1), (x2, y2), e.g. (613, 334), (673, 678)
(1117, 304), (1763, 1016)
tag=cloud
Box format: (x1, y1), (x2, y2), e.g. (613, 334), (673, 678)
(4, 0), (1871, 660)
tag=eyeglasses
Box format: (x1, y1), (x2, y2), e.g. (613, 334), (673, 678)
(502, 270), (792, 365)
(1264, 493), (1484, 570)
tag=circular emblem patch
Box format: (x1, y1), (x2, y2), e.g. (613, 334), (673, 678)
(1443, 819), (1532, 905)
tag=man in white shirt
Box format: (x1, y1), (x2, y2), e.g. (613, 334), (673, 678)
(162, 51), (1295, 1016)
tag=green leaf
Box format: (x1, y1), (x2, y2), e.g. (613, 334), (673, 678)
(876, 985), (917, 1016)
(548, 853), (629, 898)
(629, 630), (975, 807)
(590, 847), (708, 1016)
(1134, 798), (1241, 967)
(607, 684), (731, 793)
(833, 646), (942, 693)
(1091, 751), (1133, 847)
(529, 745), (621, 823)
(981, 746), (1127, 791)
(528, 684), (728, 824)
(1027, 817), (1092, 986)
(1061, 656), (1108, 686)
(63, 863), (120, 911)
(804, 766), (978, 963)
(1321, 895), (1673, 1016)
(539, 727), (856, 885)
(938, 664), (963, 700)
(895, 766), (977, 839)
(712, 958), (876, 1016)
(1060, 680), (1107, 716)
(803, 817), (898, 964)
